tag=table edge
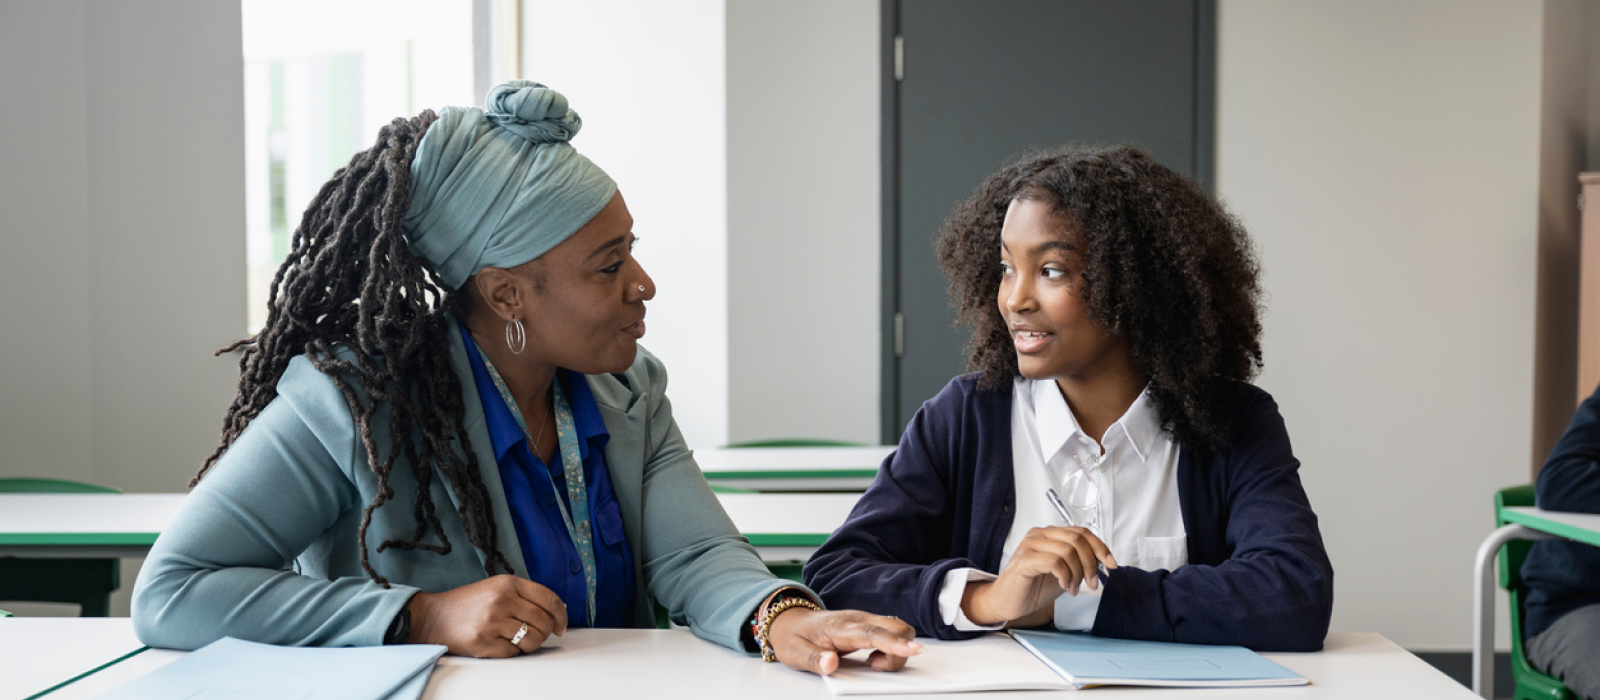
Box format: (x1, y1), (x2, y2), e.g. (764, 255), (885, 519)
(1500, 508), (1600, 547)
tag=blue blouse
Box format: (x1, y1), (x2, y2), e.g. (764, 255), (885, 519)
(459, 326), (635, 627)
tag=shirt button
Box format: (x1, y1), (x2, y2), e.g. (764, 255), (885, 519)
(544, 494), (556, 506)
(569, 560), (582, 574)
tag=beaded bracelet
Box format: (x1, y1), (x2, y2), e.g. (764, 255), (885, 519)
(756, 593), (822, 662)
(748, 588), (802, 648)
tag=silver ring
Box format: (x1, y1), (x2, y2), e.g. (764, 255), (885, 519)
(509, 623), (528, 646)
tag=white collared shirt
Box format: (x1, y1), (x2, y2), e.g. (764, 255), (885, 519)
(937, 377), (1187, 631)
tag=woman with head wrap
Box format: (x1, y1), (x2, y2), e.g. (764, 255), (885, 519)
(131, 81), (919, 675)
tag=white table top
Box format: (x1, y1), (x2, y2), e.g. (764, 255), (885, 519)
(694, 446), (892, 490)
(694, 446), (894, 473)
(14, 624), (1475, 700)
(0, 494), (183, 544)
(0, 618), (147, 700)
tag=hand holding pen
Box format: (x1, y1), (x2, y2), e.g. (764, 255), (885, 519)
(957, 492), (1120, 627)
(1047, 489), (1113, 585)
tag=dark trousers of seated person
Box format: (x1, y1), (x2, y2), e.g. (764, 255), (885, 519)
(1527, 602), (1600, 700)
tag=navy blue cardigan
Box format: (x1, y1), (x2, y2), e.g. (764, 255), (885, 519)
(1521, 382), (1600, 639)
(804, 375), (1334, 652)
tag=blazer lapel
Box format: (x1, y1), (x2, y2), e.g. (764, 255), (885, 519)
(590, 370), (646, 545)
(588, 367), (652, 625)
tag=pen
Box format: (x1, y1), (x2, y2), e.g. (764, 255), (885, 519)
(1046, 489), (1109, 583)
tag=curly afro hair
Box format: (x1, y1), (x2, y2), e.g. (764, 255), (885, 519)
(934, 145), (1264, 453)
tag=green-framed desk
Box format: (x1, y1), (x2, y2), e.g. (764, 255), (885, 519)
(1472, 506), (1600, 698)
(0, 494), (181, 558)
(3, 620), (1477, 700)
(0, 492), (859, 565)
(696, 446), (893, 491)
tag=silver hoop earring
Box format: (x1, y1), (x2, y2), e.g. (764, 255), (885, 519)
(505, 318), (526, 355)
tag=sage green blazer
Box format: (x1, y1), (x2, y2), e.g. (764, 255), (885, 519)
(132, 317), (794, 651)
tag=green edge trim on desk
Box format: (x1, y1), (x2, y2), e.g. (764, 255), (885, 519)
(1500, 510), (1600, 547)
(0, 533), (160, 546)
(703, 469), (878, 480)
(744, 533), (828, 546)
(23, 646), (149, 700)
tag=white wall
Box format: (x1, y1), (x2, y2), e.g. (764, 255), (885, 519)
(726, 0), (881, 445)
(0, 0), (246, 615)
(0, 0), (95, 488)
(518, 0), (883, 449)
(1216, 0), (1542, 650)
(519, 0), (729, 450)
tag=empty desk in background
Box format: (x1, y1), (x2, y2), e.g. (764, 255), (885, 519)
(696, 446), (893, 492)
(0, 494), (182, 559)
(0, 492), (858, 566)
(713, 492), (859, 564)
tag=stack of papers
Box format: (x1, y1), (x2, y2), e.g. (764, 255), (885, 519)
(823, 630), (1307, 695)
(822, 635), (1073, 695)
(95, 638), (447, 700)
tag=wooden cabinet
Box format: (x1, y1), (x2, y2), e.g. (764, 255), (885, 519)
(1579, 173), (1600, 402)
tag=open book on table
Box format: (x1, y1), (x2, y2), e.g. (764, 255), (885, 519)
(822, 629), (1308, 695)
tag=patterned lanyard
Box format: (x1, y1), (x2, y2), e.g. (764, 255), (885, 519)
(478, 358), (598, 626)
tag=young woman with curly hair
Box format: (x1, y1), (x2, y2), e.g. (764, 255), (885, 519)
(805, 146), (1334, 651)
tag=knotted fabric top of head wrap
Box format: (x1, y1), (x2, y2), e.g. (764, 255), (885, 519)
(403, 80), (618, 290)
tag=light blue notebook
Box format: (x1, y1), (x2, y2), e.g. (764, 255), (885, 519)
(1010, 629), (1309, 688)
(95, 638), (448, 700)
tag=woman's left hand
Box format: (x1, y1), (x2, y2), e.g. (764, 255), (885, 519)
(767, 608), (923, 675)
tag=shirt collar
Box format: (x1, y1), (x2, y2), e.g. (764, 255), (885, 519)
(1030, 379), (1160, 464)
(458, 322), (610, 464)
(1032, 378), (1080, 464)
(1114, 386), (1160, 463)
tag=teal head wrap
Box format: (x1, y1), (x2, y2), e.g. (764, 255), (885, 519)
(403, 80), (618, 290)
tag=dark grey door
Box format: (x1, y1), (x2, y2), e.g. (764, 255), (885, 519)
(884, 0), (1214, 440)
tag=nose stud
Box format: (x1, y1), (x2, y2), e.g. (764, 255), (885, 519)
(637, 285), (646, 292)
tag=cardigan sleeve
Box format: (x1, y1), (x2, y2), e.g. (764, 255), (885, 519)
(131, 356), (418, 650)
(804, 378), (992, 640)
(1091, 389), (1334, 651)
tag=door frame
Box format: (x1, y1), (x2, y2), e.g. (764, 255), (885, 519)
(878, 0), (1218, 443)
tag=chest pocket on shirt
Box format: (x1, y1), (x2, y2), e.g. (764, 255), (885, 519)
(1137, 535), (1188, 573)
(595, 498), (627, 547)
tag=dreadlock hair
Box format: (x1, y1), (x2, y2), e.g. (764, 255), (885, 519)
(195, 111), (515, 586)
(935, 145), (1264, 454)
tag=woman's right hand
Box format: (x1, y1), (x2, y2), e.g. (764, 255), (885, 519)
(961, 526), (1118, 627)
(405, 574), (569, 657)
